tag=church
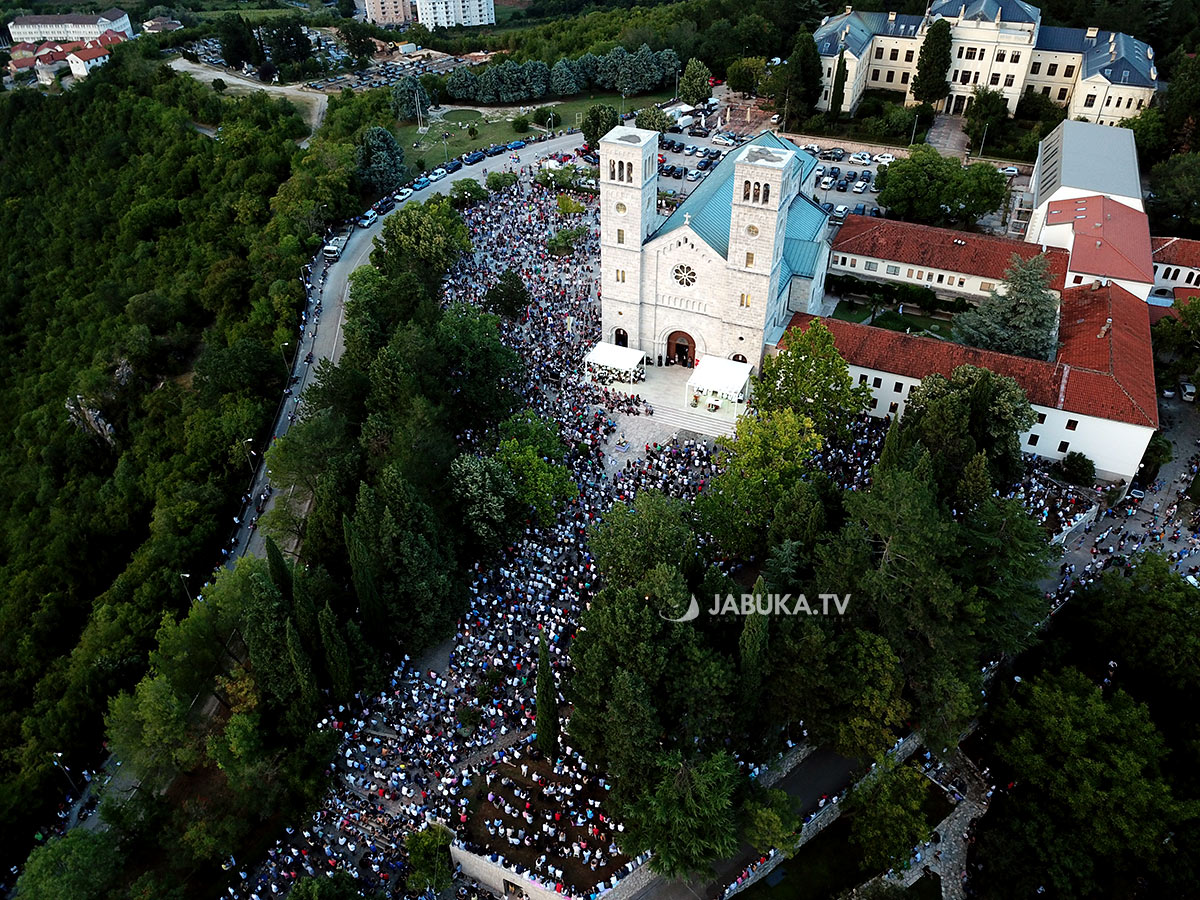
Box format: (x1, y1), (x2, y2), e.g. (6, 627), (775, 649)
(598, 127), (830, 372)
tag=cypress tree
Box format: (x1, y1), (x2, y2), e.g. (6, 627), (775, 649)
(319, 602), (355, 703)
(536, 632), (560, 756)
(286, 618), (319, 715)
(912, 19), (953, 106)
(264, 536), (293, 606)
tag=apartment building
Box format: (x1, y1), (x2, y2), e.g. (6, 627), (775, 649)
(415, 0), (494, 28)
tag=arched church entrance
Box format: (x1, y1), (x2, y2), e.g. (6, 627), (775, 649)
(666, 331), (695, 366)
(731, 353), (747, 363)
(614, 328), (628, 347)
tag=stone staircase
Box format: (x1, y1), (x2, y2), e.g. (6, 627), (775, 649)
(646, 404), (737, 437)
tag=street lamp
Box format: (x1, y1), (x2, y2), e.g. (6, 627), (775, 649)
(280, 341), (290, 375)
(179, 572), (192, 605)
(241, 438), (256, 473)
(51, 752), (80, 796)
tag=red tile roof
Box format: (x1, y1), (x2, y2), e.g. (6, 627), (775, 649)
(784, 283), (1157, 428)
(70, 45), (111, 62)
(831, 215), (1070, 292)
(1151, 236), (1200, 270)
(1044, 195), (1153, 283)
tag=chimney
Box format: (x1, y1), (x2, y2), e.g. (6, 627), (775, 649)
(1091, 279), (1102, 290)
(845, 4), (852, 14)
(888, 10), (897, 20)
(1097, 319), (1112, 339)
(1086, 26), (1098, 38)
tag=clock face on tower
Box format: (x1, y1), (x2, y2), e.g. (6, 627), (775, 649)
(673, 264), (697, 287)
(746, 224), (759, 237)
(615, 202), (627, 214)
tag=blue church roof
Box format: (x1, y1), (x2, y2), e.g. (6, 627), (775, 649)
(782, 195), (828, 279)
(648, 132), (820, 258)
(1035, 27), (1156, 86)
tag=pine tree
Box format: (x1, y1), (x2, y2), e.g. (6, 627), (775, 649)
(784, 30), (824, 127)
(739, 576), (769, 710)
(912, 19), (952, 106)
(536, 631), (560, 756)
(952, 253), (1059, 360)
(343, 514), (387, 640)
(549, 58), (578, 96)
(291, 573), (320, 658)
(319, 602), (354, 703)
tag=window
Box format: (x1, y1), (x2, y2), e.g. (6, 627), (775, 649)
(990, 73), (1000, 86)
(1010, 52), (1019, 63)
(875, 46), (883, 59)
(1058, 87), (1068, 101)
(1083, 94), (1096, 107)
(901, 72), (910, 84)
(672, 264), (696, 286)
(965, 47), (976, 60)
(1042, 86), (1050, 96)
(973, 71), (980, 83)
(745, 252), (755, 267)
(1028, 433), (1039, 446)
(616, 269), (625, 282)
(1105, 95), (1112, 106)
(869, 398), (879, 410)
(872, 67), (881, 80)
(616, 228), (625, 244)
(907, 268), (914, 278)
(1066, 419), (1078, 431)
(1005, 74), (1015, 87)
(916, 270), (924, 279)
(995, 50), (1006, 62)
(1137, 98), (1144, 109)
(859, 374), (868, 384)
(889, 401), (899, 414)
(1030, 61), (1041, 75)
(894, 381), (903, 393)
(980, 281), (995, 291)
(1126, 96), (1133, 109)
(957, 277), (965, 286)
(1058, 440), (1070, 453)
(1047, 63), (1057, 77)
(609, 160), (616, 180)
(1064, 65), (1075, 78)
(886, 70), (895, 83)
(936, 273), (944, 283)
(905, 49), (914, 62)
(753, 182), (761, 203)
(762, 183), (770, 204)
(865, 261), (879, 272)
(957, 46), (964, 58)
(886, 265), (900, 275)
(872, 377), (882, 388)
(739, 293), (751, 307)
(850, 258), (857, 267)
(927, 271), (935, 281)
(890, 48), (898, 60)
(743, 180), (751, 201)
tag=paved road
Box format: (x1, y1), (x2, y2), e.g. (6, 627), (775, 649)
(229, 128), (592, 561)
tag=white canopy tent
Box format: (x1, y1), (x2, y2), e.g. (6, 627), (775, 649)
(584, 342), (646, 379)
(686, 356), (752, 406)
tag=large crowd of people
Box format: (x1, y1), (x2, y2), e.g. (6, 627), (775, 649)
(226, 175), (1162, 900)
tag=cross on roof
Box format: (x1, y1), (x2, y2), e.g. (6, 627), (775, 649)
(683, 212), (691, 226)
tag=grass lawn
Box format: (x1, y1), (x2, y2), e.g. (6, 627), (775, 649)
(832, 302), (872, 324)
(830, 301), (948, 335)
(396, 88), (673, 167)
(195, 7), (312, 20)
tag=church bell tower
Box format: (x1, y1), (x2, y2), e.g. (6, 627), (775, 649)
(599, 126), (657, 352)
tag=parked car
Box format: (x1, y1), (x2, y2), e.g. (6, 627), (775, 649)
(683, 144), (697, 155)
(997, 165), (1019, 176)
(429, 168), (447, 182)
(849, 151), (872, 164)
(464, 151), (486, 164)
(687, 169), (702, 181)
(582, 153), (599, 165)
(814, 164), (825, 178)
(412, 177), (431, 190)
(853, 202), (867, 216)
(872, 152), (895, 165)
(394, 187), (413, 202)
(688, 127), (710, 137)
(357, 209), (378, 227)
(820, 147), (846, 161)
(828, 166), (841, 179)
(507, 140), (526, 150)
(820, 201), (835, 214)
(713, 134), (737, 147)
(696, 158), (713, 170)
(1182, 381), (1197, 402)
(820, 176), (834, 190)
(845, 170), (858, 182)
(373, 195), (395, 214)
(673, 167), (685, 179)
(836, 179), (849, 192)
(860, 170), (873, 183)
(868, 206), (882, 217)
(444, 158), (462, 173)
(832, 204), (850, 221)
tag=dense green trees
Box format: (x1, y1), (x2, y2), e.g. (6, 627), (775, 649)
(679, 57), (713, 107)
(355, 125), (408, 196)
(0, 52), (316, 872)
(636, 105), (674, 132)
(582, 103), (620, 148)
(878, 145), (1007, 225)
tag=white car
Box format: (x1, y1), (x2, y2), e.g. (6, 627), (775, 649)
(713, 135), (736, 147)
(429, 168), (447, 182)
(833, 204), (850, 220)
(687, 169), (702, 181)
(683, 145), (697, 155)
(357, 209), (378, 228)
(997, 165), (1020, 176)
(849, 151), (872, 164)
(814, 164), (825, 178)
(394, 187), (413, 202)
(820, 176), (835, 190)
(872, 152), (896, 165)
(852, 180), (868, 193)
